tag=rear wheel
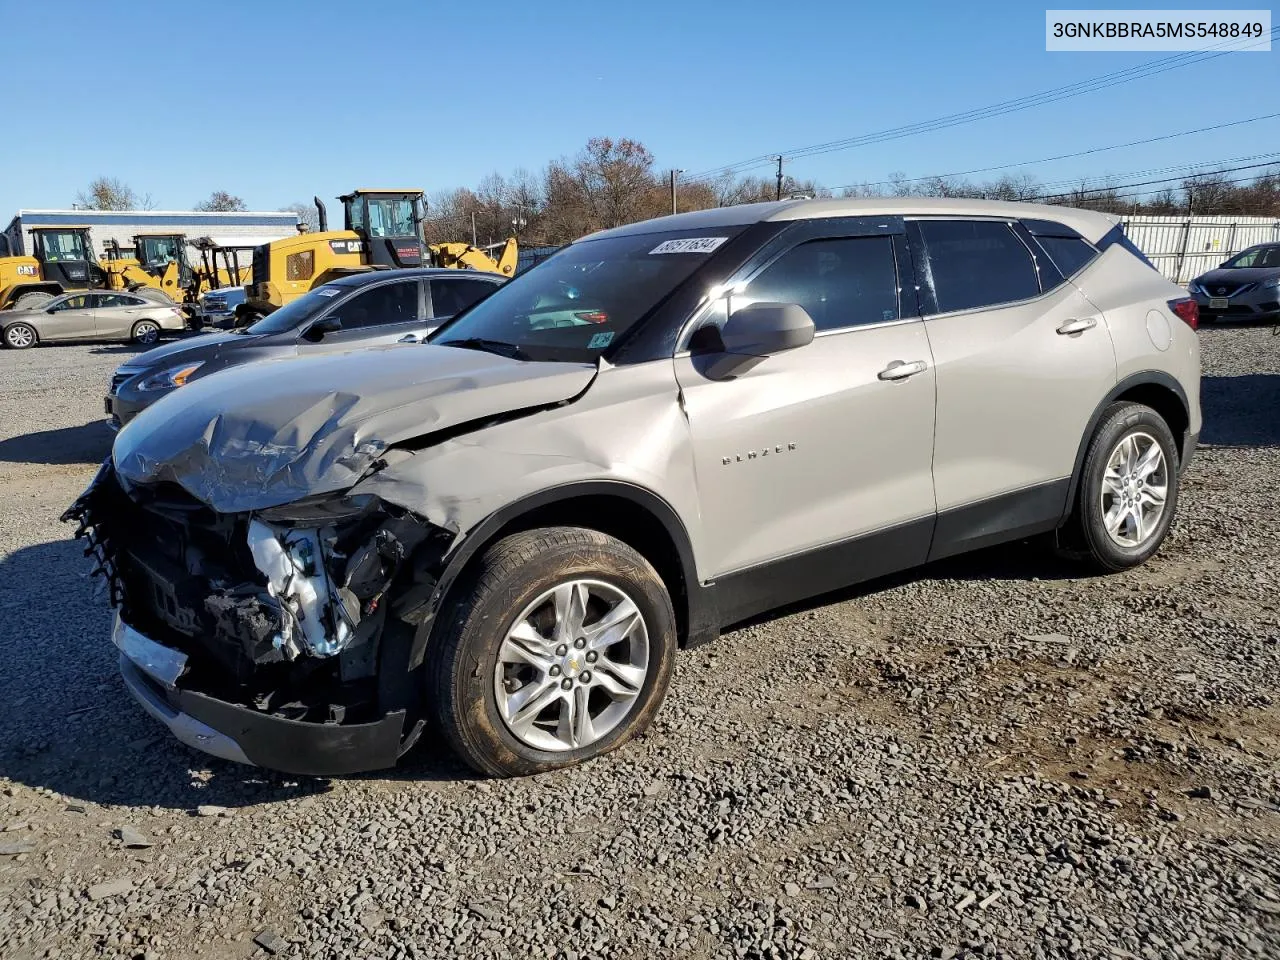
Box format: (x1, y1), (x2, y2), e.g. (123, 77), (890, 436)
(3, 322), (38, 349)
(12, 291), (53, 311)
(427, 527), (677, 777)
(131, 320), (161, 345)
(1063, 402), (1180, 571)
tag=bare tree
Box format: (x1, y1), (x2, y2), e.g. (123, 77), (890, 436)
(281, 201), (321, 231)
(74, 176), (147, 211)
(195, 191), (248, 212)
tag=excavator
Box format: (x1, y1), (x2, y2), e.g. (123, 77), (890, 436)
(239, 189), (518, 319)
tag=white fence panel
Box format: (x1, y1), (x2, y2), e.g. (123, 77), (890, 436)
(1120, 215), (1280, 283)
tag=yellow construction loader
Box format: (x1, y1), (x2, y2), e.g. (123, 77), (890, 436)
(103, 234), (254, 304)
(0, 225), (112, 310)
(241, 189), (517, 318)
(0, 225), (247, 311)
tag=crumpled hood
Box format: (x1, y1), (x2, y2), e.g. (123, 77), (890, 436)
(124, 330), (262, 369)
(1195, 267), (1279, 288)
(113, 344), (597, 513)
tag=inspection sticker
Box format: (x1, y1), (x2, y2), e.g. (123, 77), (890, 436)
(315, 288), (342, 297)
(649, 237), (728, 255)
(587, 331), (614, 348)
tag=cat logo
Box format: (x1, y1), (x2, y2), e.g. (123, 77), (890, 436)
(722, 442), (797, 465)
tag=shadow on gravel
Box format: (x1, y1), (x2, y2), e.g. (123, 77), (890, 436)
(0, 538), (331, 810)
(0, 421), (112, 466)
(1199, 373), (1280, 448)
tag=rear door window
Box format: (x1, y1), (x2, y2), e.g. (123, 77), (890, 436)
(1034, 236), (1098, 278)
(430, 277), (499, 318)
(739, 236), (900, 332)
(918, 220), (1041, 313)
(333, 280), (419, 330)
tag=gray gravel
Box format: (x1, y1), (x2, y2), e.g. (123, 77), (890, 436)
(1, 327), (1278, 959)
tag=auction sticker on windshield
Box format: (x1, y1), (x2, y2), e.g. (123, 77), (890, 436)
(650, 237), (728, 255)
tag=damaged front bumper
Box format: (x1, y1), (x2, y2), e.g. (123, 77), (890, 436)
(65, 461), (449, 776)
(113, 616), (406, 774)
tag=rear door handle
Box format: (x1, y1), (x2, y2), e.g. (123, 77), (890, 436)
(877, 359), (929, 381)
(1056, 317), (1098, 335)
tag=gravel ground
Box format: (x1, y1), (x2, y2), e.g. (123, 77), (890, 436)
(1, 327), (1278, 960)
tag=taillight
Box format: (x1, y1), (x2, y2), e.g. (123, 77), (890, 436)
(574, 311), (609, 324)
(1168, 297), (1198, 330)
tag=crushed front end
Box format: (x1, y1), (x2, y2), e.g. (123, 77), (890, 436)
(63, 461), (452, 775)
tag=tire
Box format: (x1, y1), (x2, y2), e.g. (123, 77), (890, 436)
(131, 320), (161, 345)
(427, 526), (677, 777)
(133, 287), (176, 305)
(3, 322), (38, 349)
(1063, 402), (1180, 572)
(12, 291), (53, 311)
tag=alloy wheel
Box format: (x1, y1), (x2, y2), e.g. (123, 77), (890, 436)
(494, 579), (650, 752)
(5, 325), (34, 348)
(1100, 431), (1168, 547)
(134, 322), (160, 344)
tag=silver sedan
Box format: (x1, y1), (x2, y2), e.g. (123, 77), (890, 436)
(1, 291), (186, 349)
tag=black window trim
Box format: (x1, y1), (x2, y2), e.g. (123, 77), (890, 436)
(905, 215), (1065, 319)
(674, 216), (918, 352)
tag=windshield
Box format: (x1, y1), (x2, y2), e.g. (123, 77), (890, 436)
(39, 230), (90, 262)
(430, 229), (742, 362)
(244, 284), (349, 335)
(367, 198), (416, 238)
(1223, 245), (1280, 269)
(138, 236), (183, 268)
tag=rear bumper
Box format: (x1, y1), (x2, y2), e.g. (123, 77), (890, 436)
(114, 616), (406, 775)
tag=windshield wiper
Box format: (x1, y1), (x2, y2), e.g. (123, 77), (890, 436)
(439, 337), (532, 361)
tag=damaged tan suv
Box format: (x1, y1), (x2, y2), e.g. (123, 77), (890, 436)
(65, 198), (1201, 777)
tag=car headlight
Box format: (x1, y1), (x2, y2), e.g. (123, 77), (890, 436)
(137, 362), (204, 391)
(1187, 281), (1203, 294)
(1262, 277), (1279, 290)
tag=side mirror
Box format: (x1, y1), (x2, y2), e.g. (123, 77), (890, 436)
(302, 315), (342, 342)
(718, 302), (815, 356)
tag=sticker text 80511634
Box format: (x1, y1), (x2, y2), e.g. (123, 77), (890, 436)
(649, 237), (728, 255)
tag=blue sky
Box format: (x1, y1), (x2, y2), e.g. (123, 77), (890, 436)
(2, 0), (1275, 218)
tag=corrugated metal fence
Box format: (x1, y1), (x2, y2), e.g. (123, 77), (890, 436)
(1120, 214), (1280, 283)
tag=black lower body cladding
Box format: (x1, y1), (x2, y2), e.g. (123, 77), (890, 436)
(63, 461), (453, 774)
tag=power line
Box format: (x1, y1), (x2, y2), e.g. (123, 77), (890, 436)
(1056, 170), (1280, 208)
(1030, 159), (1280, 202)
(826, 112), (1280, 193)
(1028, 150), (1280, 193)
(683, 28), (1278, 184)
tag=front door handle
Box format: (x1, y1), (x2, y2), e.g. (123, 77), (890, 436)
(398, 333), (421, 343)
(1056, 317), (1098, 335)
(878, 359), (929, 381)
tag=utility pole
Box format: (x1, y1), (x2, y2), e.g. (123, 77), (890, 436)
(471, 211), (478, 247)
(670, 169), (685, 215)
(774, 156), (785, 201)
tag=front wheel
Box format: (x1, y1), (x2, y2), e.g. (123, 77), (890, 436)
(1064, 401), (1180, 572)
(427, 527), (677, 777)
(3, 322), (38, 349)
(131, 320), (161, 345)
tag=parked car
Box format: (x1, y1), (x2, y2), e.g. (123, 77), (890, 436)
(1, 291), (185, 349)
(1188, 243), (1280, 323)
(104, 268), (504, 428)
(66, 198), (1201, 778)
(195, 285), (248, 329)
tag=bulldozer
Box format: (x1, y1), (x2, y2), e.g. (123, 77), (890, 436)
(240, 189), (518, 319)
